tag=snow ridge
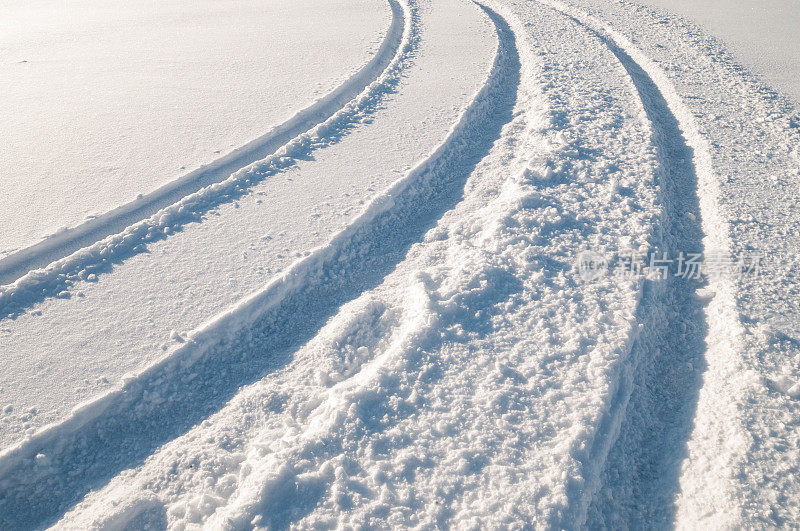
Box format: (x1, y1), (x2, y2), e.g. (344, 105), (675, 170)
(0, 0), (410, 319)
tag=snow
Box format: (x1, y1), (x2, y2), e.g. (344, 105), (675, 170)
(636, 0), (800, 104)
(0, 0), (496, 452)
(0, 0), (390, 255)
(2, 0), (800, 527)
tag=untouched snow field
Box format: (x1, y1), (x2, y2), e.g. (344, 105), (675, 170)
(2, 0), (800, 528)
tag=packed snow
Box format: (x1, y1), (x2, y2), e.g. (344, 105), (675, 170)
(1, 0), (800, 527)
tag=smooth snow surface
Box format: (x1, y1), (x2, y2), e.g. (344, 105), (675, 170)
(2, 0), (800, 527)
(0, 0), (389, 255)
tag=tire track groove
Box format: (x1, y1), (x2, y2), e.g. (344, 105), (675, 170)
(0, 0), (409, 319)
(0, 2), (520, 526)
(531, 1), (743, 525)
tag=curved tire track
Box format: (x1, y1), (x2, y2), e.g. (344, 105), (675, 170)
(571, 20), (706, 528)
(0, 0), (409, 319)
(527, 0), (740, 526)
(0, 2), (520, 527)
(0, 0), (404, 288)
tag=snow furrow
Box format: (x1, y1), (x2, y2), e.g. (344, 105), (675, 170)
(0, 0), (410, 320)
(0, 0), (517, 525)
(569, 0), (800, 524)
(569, 14), (707, 530)
(531, 0), (744, 525)
(0, 0), (404, 288)
(543, 10), (710, 524)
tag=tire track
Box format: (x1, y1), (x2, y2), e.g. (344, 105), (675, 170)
(0, 0), (404, 288)
(202, 4), (523, 526)
(0, 1), (520, 526)
(0, 0), (410, 319)
(572, 18), (706, 529)
(530, 1), (742, 526)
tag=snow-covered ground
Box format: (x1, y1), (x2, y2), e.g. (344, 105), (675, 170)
(637, 0), (800, 103)
(0, 0), (389, 256)
(2, 0), (800, 527)
(0, 0), (496, 451)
